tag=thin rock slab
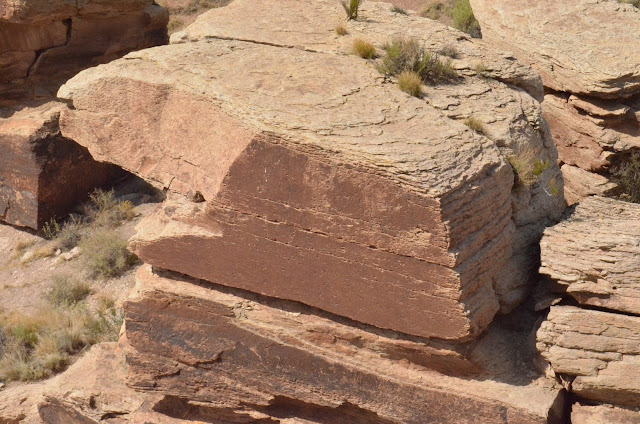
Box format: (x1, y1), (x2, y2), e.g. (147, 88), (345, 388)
(560, 165), (616, 206)
(537, 306), (640, 407)
(540, 197), (640, 315)
(0, 102), (120, 229)
(572, 403), (640, 424)
(123, 266), (566, 424)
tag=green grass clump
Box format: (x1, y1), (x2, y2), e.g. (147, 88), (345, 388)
(613, 151), (640, 203)
(464, 116), (486, 135)
(352, 39), (377, 59)
(390, 5), (407, 14)
(451, 0), (481, 38)
(397, 71), (423, 97)
(80, 229), (137, 279)
(507, 147), (549, 188)
(378, 37), (458, 84)
(341, 0), (364, 20)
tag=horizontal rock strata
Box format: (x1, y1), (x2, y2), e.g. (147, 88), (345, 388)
(572, 403), (640, 424)
(540, 196), (640, 315)
(471, 0), (640, 203)
(537, 305), (640, 407)
(59, 0), (564, 339)
(0, 0), (169, 104)
(123, 266), (566, 424)
(0, 102), (120, 229)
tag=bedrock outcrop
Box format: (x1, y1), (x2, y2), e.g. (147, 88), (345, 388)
(0, 0), (169, 104)
(537, 305), (640, 408)
(572, 403), (640, 424)
(470, 0), (640, 204)
(58, 0), (564, 340)
(121, 265), (565, 424)
(540, 196), (640, 314)
(0, 102), (120, 229)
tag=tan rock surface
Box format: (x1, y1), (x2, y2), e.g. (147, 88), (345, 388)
(540, 197), (640, 315)
(0, 102), (120, 229)
(572, 403), (640, 424)
(560, 165), (616, 206)
(122, 265), (566, 424)
(537, 306), (640, 407)
(470, 0), (640, 98)
(59, 0), (564, 338)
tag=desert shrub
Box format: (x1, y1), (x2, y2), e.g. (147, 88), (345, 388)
(341, 0), (364, 20)
(80, 229), (136, 279)
(86, 189), (135, 227)
(613, 151), (640, 202)
(0, 304), (122, 382)
(464, 116), (486, 135)
(335, 25), (348, 35)
(42, 218), (61, 240)
(474, 62), (489, 78)
(419, 2), (450, 20)
(618, 0), (640, 8)
(397, 71), (423, 97)
(46, 274), (92, 307)
(378, 37), (458, 84)
(390, 5), (407, 14)
(352, 39), (377, 59)
(438, 45), (459, 59)
(451, 0), (481, 38)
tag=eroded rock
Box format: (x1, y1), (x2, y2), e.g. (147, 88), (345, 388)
(59, 0), (564, 339)
(572, 403), (640, 424)
(537, 305), (640, 407)
(123, 265), (566, 424)
(0, 102), (120, 229)
(540, 197), (640, 315)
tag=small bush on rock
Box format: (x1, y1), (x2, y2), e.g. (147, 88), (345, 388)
(613, 151), (640, 203)
(419, 2), (450, 20)
(335, 25), (348, 35)
(352, 39), (377, 59)
(378, 37), (458, 84)
(451, 0), (481, 38)
(397, 71), (423, 97)
(80, 229), (137, 279)
(464, 116), (486, 135)
(342, 0), (364, 20)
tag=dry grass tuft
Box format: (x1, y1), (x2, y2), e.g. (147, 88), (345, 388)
(507, 146), (549, 188)
(335, 25), (348, 36)
(464, 116), (486, 135)
(419, 2), (450, 20)
(352, 39), (377, 59)
(451, 0), (481, 38)
(397, 71), (423, 97)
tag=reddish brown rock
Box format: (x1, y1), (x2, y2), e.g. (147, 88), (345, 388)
(540, 197), (640, 315)
(0, 0), (168, 104)
(572, 403), (640, 424)
(122, 266), (566, 424)
(537, 306), (640, 408)
(0, 102), (120, 229)
(60, 0), (565, 339)
(560, 165), (616, 206)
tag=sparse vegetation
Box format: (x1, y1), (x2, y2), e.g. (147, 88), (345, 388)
(390, 5), (407, 14)
(618, 0), (640, 8)
(507, 147), (549, 187)
(80, 229), (137, 279)
(548, 177), (560, 197)
(464, 116), (486, 135)
(419, 2), (451, 20)
(335, 25), (348, 36)
(46, 274), (92, 307)
(438, 45), (459, 59)
(341, 0), (364, 20)
(0, 299), (122, 382)
(397, 71), (423, 97)
(450, 0), (481, 38)
(352, 39), (377, 59)
(378, 37), (458, 85)
(613, 151), (640, 202)
(474, 62), (489, 78)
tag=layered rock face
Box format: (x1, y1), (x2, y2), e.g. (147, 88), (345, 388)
(537, 196), (640, 416)
(572, 403), (640, 424)
(471, 0), (640, 204)
(0, 0), (169, 103)
(0, 102), (120, 229)
(60, 0), (564, 341)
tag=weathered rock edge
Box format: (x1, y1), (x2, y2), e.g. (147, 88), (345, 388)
(123, 265), (566, 424)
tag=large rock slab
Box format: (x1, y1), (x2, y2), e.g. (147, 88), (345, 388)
(537, 306), (640, 407)
(0, 102), (120, 229)
(540, 197), (640, 315)
(0, 0), (169, 104)
(59, 0), (564, 339)
(123, 265), (566, 424)
(572, 403), (640, 424)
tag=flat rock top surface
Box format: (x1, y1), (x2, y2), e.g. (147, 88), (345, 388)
(471, 0), (640, 98)
(0, 0), (152, 22)
(59, 9), (508, 198)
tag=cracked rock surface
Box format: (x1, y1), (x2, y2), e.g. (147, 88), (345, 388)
(58, 0), (564, 340)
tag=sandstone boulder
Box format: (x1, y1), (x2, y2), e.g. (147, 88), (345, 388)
(572, 403), (640, 424)
(0, 0), (169, 104)
(123, 265), (566, 424)
(0, 102), (120, 229)
(540, 197), (640, 315)
(471, 0), (640, 203)
(560, 165), (616, 206)
(59, 0), (564, 339)
(537, 306), (640, 407)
